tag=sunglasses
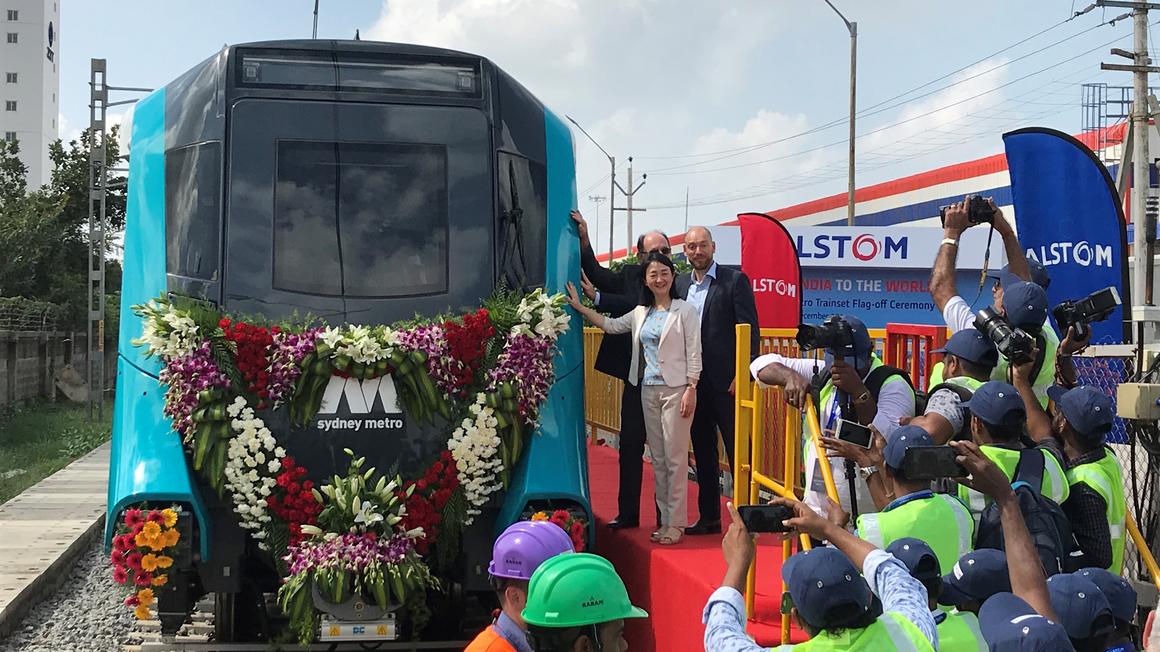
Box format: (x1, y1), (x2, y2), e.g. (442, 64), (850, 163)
(644, 247), (672, 256)
(780, 591), (794, 615)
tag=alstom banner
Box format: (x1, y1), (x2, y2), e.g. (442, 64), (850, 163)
(1003, 127), (1131, 344)
(738, 213), (802, 328)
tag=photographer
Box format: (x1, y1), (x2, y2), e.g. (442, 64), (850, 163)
(845, 425), (975, 575)
(1016, 372), (1125, 573)
(750, 315), (916, 520)
(704, 501), (937, 651)
(906, 329), (998, 444)
(955, 381), (1069, 518)
(930, 198), (1060, 408)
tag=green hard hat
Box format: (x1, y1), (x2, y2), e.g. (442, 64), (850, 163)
(522, 553), (648, 628)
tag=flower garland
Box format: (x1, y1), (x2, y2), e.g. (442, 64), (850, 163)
(223, 397), (286, 548)
(278, 453), (437, 644)
(400, 450), (460, 556)
(125, 287), (570, 639)
(266, 456), (321, 548)
(447, 396), (504, 524)
(110, 507), (182, 619)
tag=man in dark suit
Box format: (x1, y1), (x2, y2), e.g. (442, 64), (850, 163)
(675, 226), (760, 534)
(571, 210), (670, 529)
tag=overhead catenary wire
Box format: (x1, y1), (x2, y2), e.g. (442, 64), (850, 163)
(632, 14), (1114, 166)
(645, 26), (1136, 184)
(638, 58), (1129, 211)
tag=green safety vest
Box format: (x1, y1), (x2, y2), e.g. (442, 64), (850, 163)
(856, 493), (975, 575)
(1067, 449), (1126, 573)
(815, 356), (915, 444)
(935, 609), (987, 652)
(957, 445), (1070, 517)
(994, 325), (1058, 409)
(770, 611), (934, 651)
(929, 325), (1058, 409)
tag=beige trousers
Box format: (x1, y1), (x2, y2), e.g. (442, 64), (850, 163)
(640, 384), (692, 529)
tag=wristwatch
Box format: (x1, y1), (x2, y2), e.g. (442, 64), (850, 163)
(857, 465), (878, 480)
(853, 390), (871, 405)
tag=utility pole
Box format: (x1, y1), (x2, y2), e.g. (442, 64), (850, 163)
(1100, 1), (1160, 324)
(86, 60), (151, 420)
(614, 157), (647, 259)
(565, 116), (617, 260)
(588, 195), (606, 252)
(822, 0), (857, 225)
(313, 0), (320, 39)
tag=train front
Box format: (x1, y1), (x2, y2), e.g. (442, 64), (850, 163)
(106, 40), (590, 644)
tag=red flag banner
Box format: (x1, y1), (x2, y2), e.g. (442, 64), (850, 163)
(737, 212), (802, 328)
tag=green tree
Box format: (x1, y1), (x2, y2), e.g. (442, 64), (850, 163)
(48, 126), (127, 232)
(0, 127), (127, 324)
(0, 139), (28, 207)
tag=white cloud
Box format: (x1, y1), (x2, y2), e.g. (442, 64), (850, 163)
(360, 3), (1045, 250)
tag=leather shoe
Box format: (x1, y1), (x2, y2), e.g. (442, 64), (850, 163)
(685, 520), (722, 535)
(606, 518), (639, 530)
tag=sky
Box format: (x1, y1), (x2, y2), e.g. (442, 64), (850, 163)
(59, 1), (1147, 253)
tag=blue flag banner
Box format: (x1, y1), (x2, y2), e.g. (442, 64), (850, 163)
(1004, 127), (1132, 443)
(1003, 127), (1131, 344)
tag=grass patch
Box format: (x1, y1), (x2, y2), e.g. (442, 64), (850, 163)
(0, 400), (113, 504)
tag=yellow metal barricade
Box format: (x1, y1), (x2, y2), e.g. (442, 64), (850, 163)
(583, 327), (621, 442)
(734, 323), (841, 643)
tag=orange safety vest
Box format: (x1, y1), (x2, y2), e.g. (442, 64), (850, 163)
(464, 625), (519, 652)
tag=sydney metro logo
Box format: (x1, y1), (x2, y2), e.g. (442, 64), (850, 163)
(314, 376), (404, 432)
(796, 233), (908, 262)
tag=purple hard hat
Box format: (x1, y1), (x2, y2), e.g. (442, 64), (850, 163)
(488, 520), (576, 580)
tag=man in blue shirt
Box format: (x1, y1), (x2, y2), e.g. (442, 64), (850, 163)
(675, 226), (760, 534)
(703, 500), (937, 651)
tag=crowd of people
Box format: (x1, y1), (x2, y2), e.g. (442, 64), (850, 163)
(465, 201), (1156, 651)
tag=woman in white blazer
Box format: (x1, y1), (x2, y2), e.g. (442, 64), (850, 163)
(567, 252), (702, 545)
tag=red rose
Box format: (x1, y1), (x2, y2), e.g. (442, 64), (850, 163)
(218, 318), (231, 329)
(302, 480), (314, 492)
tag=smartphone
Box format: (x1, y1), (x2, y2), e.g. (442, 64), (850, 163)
(834, 419), (873, 449)
(901, 446), (968, 480)
(738, 504), (794, 533)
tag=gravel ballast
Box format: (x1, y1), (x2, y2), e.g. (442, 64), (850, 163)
(1, 538), (133, 652)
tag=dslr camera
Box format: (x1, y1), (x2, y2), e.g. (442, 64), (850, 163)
(1052, 286), (1121, 339)
(939, 195), (997, 227)
(974, 307), (1035, 365)
(796, 315), (855, 354)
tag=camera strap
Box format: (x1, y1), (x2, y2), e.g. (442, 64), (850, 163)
(1002, 331), (1047, 387)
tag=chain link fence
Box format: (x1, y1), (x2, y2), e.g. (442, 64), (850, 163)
(1075, 352), (1160, 595)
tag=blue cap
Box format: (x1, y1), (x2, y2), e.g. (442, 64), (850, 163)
(1003, 281), (1049, 329)
(883, 425), (935, 470)
(1076, 567), (1137, 624)
(989, 260), (1051, 290)
(934, 329), (999, 368)
(960, 381), (1026, 427)
(1046, 573), (1116, 640)
(885, 538), (940, 581)
(939, 549), (1011, 607)
(782, 547), (873, 628)
(1046, 385), (1115, 444)
(979, 592), (1073, 651)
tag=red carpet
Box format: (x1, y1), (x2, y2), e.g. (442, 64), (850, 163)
(586, 442), (806, 651)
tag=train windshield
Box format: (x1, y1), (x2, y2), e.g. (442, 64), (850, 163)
(273, 141), (448, 297)
(224, 99), (493, 323)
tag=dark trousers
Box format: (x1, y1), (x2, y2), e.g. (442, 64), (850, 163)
(690, 384), (735, 524)
(616, 381), (649, 521)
